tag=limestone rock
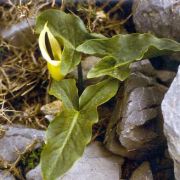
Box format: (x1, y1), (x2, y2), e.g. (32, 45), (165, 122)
(130, 162), (153, 180)
(156, 70), (176, 86)
(162, 66), (180, 180)
(130, 59), (156, 77)
(26, 142), (124, 180)
(0, 170), (15, 180)
(81, 56), (101, 80)
(26, 165), (42, 180)
(0, 0), (32, 5)
(105, 59), (167, 160)
(41, 100), (62, 121)
(133, 0), (180, 41)
(0, 125), (45, 166)
(68, 56), (101, 84)
(0, 18), (36, 48)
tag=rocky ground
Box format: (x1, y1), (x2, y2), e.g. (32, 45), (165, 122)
(0, 0), (180, 179)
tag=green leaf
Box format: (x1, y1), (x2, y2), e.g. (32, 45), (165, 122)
(36, 9), (92, 47)
(41, 108), (98, 180)
(36, 9), (96, 75)
(87, 56), (132, 81)
(77, 33), (180, 62)
(77, 33), (180, 80)
(79, 78), (119, 110)
(42, 77), (119, 180)
(49, 79), (79, 110)
(61, 46), (81, 75)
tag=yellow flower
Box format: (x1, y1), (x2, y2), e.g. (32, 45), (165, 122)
(38, 22), (64, 81)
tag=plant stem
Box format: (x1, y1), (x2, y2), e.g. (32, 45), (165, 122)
(77, 62), (84, 95)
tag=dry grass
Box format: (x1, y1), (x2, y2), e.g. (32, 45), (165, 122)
(0, 41), (49, 128)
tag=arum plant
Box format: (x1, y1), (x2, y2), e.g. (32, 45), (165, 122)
(36, 9), (101, 78)
(36, 9), (180, 180)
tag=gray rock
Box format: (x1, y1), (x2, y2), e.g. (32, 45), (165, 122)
(156, 70), (176, 86)
(81, 56), (101, 80)
(130, 59), (156, 77)
(162, 66), (180, 180)
(0, 170), (15, 180)
(26, 165), (42, 180)
(0, 125), (45, 166)
(41, 100), (62, 116)
(0, 0), (31, 5)
(0, 0), (51, 5)
(26, 142), (124, 180)
(130, 162), (153, 180)
(68, 56), (101, 84)
(105, 59), (167, 159)
(133, 0), (180, 41)
(0, 18), (36, 48)
(41, 100), (63, 121)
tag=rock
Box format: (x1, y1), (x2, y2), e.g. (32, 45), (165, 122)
(162, 66), (180, 180)
(156, 70), (176, 86)
(81, 56), (101, 79)
(68, 56), (102, 84)
(105, 59), (167, 160)
(41, 100), (62, 121)
(41, 100), (62, 115)
(26, 141), (124, 180)
(117, 84), (165, 150)
(133, 0), (180, 41)
(26, 165), (42, 180)
(0, 125), (45, 166)
(130, 162), (153, 180)
(104, 128), (138, 159)
(0, 18), (36, 48)
(0, 170), (15, 180)
(130, 59), (156, 77)
(0, 0), (30, 5)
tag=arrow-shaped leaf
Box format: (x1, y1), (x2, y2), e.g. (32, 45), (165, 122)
(41, 109), (97, 180)
(77, 33), (180, 62)
(87, 56), (132, 81)
(41, 78), (119, 180)
(79, 78), (119, 110)
(77, 33), (180, 80)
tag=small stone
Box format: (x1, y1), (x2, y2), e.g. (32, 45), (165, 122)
(0, 170), (15, 180)
(81, 56), (101, 79)
(26, 165), (42, 180)
(130, 59), (156, 77)
(0, 18), (36, 48)
(162, 66), (180, 180)
(68, 56), (102, 85)
(0, 125), (45, 166)
(0, 0), (31, 5)
(156, 70), (176, 86)
(130, 162), (153, 180)
(41, 100), (63, 121)
(44, 115), (55, 122)
(26, 142), (124, 180)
